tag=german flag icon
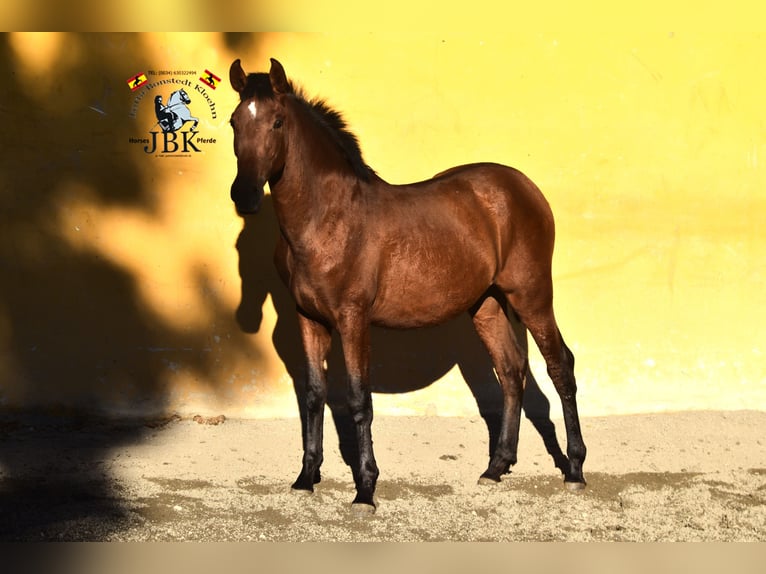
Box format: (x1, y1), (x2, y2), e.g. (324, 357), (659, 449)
(200, 69), (221, 90)
(128, 73), (148, 91)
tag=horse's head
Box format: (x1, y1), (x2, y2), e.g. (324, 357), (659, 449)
(228, 58), (291, 215)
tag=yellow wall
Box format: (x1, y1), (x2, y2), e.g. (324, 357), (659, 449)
(1, 29), (764, 418)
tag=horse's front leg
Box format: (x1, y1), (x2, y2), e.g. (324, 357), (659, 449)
(292, 313), (332, 493)
(337, 310), (379, 512)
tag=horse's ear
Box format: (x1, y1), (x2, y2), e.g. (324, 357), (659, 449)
(229, 59), (247, 95)
(269, 58), (291, 95)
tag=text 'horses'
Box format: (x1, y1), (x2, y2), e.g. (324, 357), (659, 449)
(228, 58), (586, 512)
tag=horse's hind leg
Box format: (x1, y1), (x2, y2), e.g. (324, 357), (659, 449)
(510, 293), (587, 488)
(470, 291), (528, 483)
(292, 313), (332, 493)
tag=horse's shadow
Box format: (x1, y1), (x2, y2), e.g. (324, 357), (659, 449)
(235, 194), (569, 477)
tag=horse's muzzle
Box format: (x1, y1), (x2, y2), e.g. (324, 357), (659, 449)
(231, 177), (264, 215)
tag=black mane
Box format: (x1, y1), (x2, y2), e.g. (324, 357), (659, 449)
(243, 72), (376, 182)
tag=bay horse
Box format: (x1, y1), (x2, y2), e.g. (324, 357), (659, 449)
(228, 58), (587, 512)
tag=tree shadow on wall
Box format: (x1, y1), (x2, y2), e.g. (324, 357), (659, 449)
(0, 33), (243, 542)
(235, 194), (570, 481)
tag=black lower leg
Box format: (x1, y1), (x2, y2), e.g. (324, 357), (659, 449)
(348, 378), (379, 507)
(292, 366), (326, 492)
(481, 390), (523, 481)
(551, 337), (587, 485)
(561, 402), (587, 484)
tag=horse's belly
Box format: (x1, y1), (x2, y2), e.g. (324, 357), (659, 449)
(371, 259), (492, 329)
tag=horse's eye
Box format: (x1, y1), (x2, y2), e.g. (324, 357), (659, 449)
(273, 118), (284, 129)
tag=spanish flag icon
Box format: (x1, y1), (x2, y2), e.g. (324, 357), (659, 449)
(127, 73), (148, 91)
(200, 69), (222, 90)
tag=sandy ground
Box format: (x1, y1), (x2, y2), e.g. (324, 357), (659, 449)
(0, 409), (764, 542)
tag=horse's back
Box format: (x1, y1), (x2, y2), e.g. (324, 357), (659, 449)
(432, 162), (551, 213)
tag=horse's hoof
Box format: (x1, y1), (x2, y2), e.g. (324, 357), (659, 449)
(351, 502), (376, 516)
(477, 475), (501, 486)
(565, 480), (587, 492)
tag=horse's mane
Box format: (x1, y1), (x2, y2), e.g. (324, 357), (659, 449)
(243, 73), (377, 183)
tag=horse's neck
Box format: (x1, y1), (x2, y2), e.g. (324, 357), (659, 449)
(272, 171), (359, 251)
(272, 169), (365, 263)
(272, 105), (365, 248)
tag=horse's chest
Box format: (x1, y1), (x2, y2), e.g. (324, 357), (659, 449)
(282, 247), (356, 319)
(290, 270), (328, 312)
